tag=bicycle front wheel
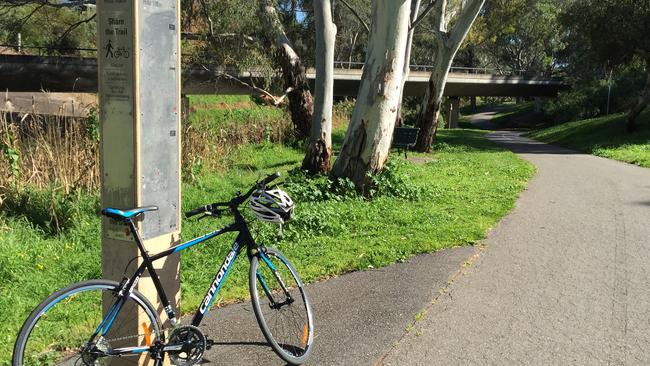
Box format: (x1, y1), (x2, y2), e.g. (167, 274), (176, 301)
(249, 247), (314, 365)
(13, 279), (163, 366)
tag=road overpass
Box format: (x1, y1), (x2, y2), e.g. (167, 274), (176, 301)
(0, 55), (565, 97)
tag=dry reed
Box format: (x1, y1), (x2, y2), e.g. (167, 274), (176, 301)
(0, 112), (100, 194)
(0, 105), (293, 192)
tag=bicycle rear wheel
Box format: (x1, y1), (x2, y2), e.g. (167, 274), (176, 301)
(13, 279), (163, 366)
(249, 247), (314, 365)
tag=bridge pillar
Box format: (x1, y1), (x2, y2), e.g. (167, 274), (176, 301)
(447, 96), (460, 129)
(98, 0), (181, 352)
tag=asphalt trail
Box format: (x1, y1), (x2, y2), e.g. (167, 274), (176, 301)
(199, 246), (474, 365)
(380, 131), (650, 365)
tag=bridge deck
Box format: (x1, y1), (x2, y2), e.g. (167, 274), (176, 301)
(0, 55), (565, 97)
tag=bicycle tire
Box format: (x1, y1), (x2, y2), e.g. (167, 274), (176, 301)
(249, 247), (314, 365)
(13, 279), (163, 366)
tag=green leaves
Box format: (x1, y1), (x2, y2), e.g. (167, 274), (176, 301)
(1, 126), (20, 181)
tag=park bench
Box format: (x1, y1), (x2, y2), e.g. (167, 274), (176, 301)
(392, 127), (420, 158)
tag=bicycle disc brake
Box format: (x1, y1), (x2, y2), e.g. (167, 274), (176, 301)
(167, 325), (206, 366)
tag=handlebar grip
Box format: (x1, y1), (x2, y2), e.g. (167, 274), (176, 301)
(185, 205), (209, 218)
(260, 172), (281, 186)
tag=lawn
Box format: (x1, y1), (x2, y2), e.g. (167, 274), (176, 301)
(526, 110), (650, 167)
(0, 120), (535, 363)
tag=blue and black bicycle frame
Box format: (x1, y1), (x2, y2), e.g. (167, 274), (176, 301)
(95, 172), (282, 357)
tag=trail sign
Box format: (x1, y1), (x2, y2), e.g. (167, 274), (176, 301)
(98, 0), (182, 341)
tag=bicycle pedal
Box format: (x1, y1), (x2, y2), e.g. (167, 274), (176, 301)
(205, 338), (215, 350)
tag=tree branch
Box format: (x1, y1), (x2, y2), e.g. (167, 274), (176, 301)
(338, 0), (369, 33)
(411, 0), (437, 30)
(447, 0), (485, 48)
(201, 64), (288, 106)
(181, 32), (255, 42)
(1, 0), (95, 8)
(53, 13), (96, 49)
(198, 0), (215, 37)
(432, 0), (447, 34)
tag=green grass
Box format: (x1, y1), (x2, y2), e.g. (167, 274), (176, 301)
(0, 129), (534, 363)
(527, 111), (650, 167)
(187, 94), (286, 129)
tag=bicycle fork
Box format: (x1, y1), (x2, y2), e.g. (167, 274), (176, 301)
(256, 252), (294, 309)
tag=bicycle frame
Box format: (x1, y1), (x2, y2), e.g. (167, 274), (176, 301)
(94, 206), (267, 357)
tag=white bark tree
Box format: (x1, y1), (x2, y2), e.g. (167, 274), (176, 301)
(395, 0), (422, 127)
(302, 0), (337, 174)
(414, 0), (485, 152)
(258, 0), (313, 138)
(331, 0), (412, 189)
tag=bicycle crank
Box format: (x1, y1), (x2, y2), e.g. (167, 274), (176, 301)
(166, 325), (207, 366)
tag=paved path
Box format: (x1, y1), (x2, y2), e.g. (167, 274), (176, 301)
(380, 131), (650, 365)
(468, 109), (502, 130)
(200, 246), (475, 365)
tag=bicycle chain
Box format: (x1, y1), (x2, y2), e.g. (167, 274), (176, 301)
(104, 333), (146, 343)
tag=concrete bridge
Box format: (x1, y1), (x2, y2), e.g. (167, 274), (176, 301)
(0, 55), (565, 98)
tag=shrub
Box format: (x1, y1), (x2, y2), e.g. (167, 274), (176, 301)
(1, 187), (99, 235)
(282, 159), (422, 202)
(545, 63), (645, 124)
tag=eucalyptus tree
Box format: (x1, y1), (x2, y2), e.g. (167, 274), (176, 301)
(414, 0), (485, 152)
(330, 0), (412, 189)
(302, 0), (336, 174)
(258, 0), (314, 138)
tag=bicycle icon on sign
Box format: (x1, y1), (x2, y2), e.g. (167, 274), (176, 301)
(105, 40), (130, 59)
(114, 47), (130, 59)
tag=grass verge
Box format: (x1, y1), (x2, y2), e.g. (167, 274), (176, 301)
(526, 111), (650, 167)
(0, 129), (534, 363)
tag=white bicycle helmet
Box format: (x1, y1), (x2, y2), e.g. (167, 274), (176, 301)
(249, 188), (295, 224)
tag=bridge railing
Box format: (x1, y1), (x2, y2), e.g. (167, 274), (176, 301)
(333, 60), (531, 77)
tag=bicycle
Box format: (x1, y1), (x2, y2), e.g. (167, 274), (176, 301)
(13, 172), (314, 366)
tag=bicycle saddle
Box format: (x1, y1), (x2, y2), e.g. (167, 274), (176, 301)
(101, 206), (158, 221)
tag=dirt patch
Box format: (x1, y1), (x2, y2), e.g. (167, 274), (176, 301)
(407, 156), (436, 165)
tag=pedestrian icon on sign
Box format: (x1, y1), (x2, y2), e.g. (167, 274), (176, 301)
(105, 40), (114, 58)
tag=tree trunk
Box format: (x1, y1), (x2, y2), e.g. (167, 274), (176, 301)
(258, 1), (313, 138)
(626, 59), (650, 133)
(414, 0), (485, 152)
(395, 0), (422, 128)
(331, 0), (411, 190)
(415, 48), (451, 152)
(302, 0), (337, 174)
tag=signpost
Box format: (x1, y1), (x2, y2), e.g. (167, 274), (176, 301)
(97, 0), (181, 347)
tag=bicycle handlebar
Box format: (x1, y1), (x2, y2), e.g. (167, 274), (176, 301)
(260, 171), (281, 186)
(184, 172), (281, 219)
